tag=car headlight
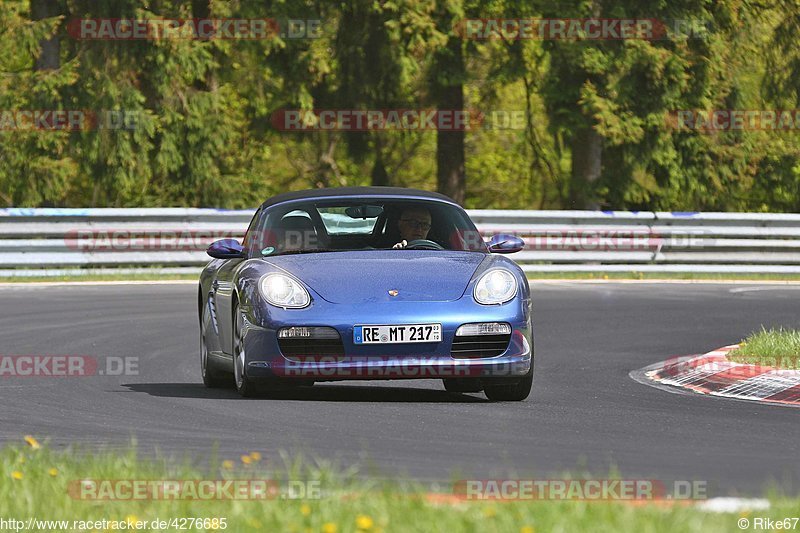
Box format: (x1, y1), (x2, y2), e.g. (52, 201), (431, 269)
(260, 274), (310, 308)
(474, 269), (517, 305)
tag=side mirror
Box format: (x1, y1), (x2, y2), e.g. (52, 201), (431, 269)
(207, 239), (245, 259)
(486, 234), (525, 254)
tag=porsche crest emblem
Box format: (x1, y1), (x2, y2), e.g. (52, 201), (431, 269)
(388, 289), (399, 297)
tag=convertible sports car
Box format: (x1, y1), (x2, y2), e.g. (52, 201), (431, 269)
(199, 187), (533, 401)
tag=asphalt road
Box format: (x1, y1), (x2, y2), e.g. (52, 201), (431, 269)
(1, 281), (798, 496)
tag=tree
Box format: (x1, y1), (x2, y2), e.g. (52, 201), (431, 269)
(531, 0), (777, 210)
(428, 1), (466, 204)
(0, 0), (75, 206)
(334, 0), (412, 187)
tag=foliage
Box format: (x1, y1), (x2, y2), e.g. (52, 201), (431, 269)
(0, 0), (798, 210)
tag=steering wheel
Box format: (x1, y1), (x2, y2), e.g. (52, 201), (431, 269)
(404, 239), (444, 250)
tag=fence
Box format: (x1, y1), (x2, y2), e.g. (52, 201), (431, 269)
(1, 208), (800, 276)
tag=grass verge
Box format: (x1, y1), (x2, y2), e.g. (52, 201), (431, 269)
(728, 328), (800, 368)
(0, 440), (796, 532)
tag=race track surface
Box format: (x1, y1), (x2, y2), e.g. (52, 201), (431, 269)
(1, 281), (798, 496)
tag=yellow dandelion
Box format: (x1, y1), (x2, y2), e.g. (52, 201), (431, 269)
(48, 468), (58, 477)
(355, 515), (374, 531)
(221, 460), (234, 470)
(11, 471), (23, 480)
(250, 451), (262, 462)
(125, 515), (139, 525)
(520, 527), (535, 533)
(24, 435), (41, 449)
(300, 504), (312, 516)
(483, 506), (497, 518)
(241, 454), (252, 465)
(322, 523), (338, 533)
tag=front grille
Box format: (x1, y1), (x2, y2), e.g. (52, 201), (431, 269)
(451, 334), (511, 358)
(279, 336), (345, 361)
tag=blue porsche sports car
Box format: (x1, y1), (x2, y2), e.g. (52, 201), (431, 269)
(199, 187), (533, 401)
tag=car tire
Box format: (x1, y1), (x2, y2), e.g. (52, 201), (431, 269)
(233, 303), (259, 398)
(201, 301), (231, 389)
(483, 364), (533, 402)
(442, 379), (484, 393)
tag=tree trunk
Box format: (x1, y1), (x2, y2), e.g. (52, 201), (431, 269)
(31, 0), (61, 71)
(371, 147), (389, 187)
(569, 127), (602, 209)
(434, 36), (466, 205)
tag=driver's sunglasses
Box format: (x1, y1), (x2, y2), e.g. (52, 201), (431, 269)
(400, 218), (431, 231)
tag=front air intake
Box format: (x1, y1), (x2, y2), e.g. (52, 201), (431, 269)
(278, 326), (345, 360)
(451, 322), (511, 358)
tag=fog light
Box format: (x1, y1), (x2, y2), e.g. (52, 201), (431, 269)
(455, 322), (512, 336)
(278, 326), (339, 339)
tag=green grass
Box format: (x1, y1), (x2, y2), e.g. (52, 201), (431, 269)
(1, 440), (797, 532)
(729, 328), (800, 368)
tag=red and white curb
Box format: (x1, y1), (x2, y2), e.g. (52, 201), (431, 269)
(633, 345), (800, 406)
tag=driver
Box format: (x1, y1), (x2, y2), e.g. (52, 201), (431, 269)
(392, 206), (433, 249)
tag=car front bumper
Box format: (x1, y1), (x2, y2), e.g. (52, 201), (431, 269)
(239, 295), (533, 382)
(245, 332), (532, 381)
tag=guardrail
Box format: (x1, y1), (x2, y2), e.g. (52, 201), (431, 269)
(1, 208), (799, 276)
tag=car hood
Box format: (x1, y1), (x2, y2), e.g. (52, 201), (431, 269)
(264, 250), (486, 304)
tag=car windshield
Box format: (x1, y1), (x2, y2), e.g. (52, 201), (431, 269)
(246, 199), (487, 257)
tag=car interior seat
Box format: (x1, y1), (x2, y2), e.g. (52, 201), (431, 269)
(277, 215), (322, 251)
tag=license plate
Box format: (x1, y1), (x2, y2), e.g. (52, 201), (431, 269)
(354, 324), (442, 344)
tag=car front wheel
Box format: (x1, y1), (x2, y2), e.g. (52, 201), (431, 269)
(483, 363), (533, 402)
(233, 304), (259, 397)
(201, 300), (231, 388)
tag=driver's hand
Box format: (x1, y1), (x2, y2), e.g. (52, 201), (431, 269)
(392, 240), (408, 249)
